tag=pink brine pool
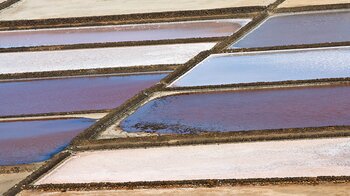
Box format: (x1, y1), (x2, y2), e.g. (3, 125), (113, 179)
(121, 85), (350, 134)
(0, 73), (166, 116)
(0, 19), (250, 48)
(0, 118), (95, 165)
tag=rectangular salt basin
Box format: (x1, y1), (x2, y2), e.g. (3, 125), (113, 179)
(35, 137), (350, 184)
(231, 10), (350, 48)
(171, 46), (350, 87)
(0, 118), (95, 165)
(0, 19), (250, 48)
(0, 43), (215, 74)
(0, 74), (166, 116)
(0, 0), (276, 21)
(278, 0), (350, 8)
(121, 85), (350, 134)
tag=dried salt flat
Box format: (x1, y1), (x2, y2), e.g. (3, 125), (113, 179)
(230, 10), (350, 48)
(171, 46), (350, 87)
(0, 0), (276, 21)
(0, 19), (250, 48)
(35, 137), (350, 185)
(278, 0), (350, 8)
(0, 43), (215, 74)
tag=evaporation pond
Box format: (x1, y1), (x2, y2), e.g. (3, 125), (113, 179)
(0, 118), (95, 165)
(0, 74), (166, 116)
(121, 85), (350, 134)
(231, 10), (350, 48)
(0, 43), (215, 74)
(0, 19), (250, 48)
(171, 46), (350, 87)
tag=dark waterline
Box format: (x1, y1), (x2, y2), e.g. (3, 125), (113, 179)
(0, 118), (95, 165)
(231, 10), (350, 48)
(121, 85), (350, 134)
(0, 74), (166, 116)
(0, 19), (248, 48)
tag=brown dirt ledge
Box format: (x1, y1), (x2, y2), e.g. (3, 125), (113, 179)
(0, 0), (20, 11)
(24, 176), (350, 193)
(0, 65), (175, 81)
(76, 127), (350, 151)
(0, 37), (223, 52)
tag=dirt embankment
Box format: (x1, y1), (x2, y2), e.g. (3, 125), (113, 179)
(19, 183), (350, 196)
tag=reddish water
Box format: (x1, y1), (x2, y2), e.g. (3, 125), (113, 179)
(0, 19), (248, 48)
(0, 118), (95, 165)
(122, 85), (350, 134)
(0, 74), (166, 116)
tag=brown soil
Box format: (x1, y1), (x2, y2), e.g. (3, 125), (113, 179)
(0, 172), (32, 195)
(19, 183), (350, 196)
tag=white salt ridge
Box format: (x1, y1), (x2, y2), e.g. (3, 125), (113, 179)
(278, 0), (350, 8)
(35, 138), (350, 185)
(0, 43), (216, 74)
(171, 46), (350, 87)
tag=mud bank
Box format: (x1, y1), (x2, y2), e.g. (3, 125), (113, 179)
(19, 183), (350, 196)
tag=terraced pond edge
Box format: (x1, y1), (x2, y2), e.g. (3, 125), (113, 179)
(0, 37), (223, 52)
(0, 7), (263, 30)
(0, 0), (20, 11)
(26, 176), (350, 193)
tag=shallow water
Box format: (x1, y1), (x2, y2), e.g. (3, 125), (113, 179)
(231, 10), (350, 48)
(122, 85), (350, 134)
(171, 47), (350, 87)
(0, 74), (166, 116)
(0, 19), (249, 48)
(0, 43), (215, 74)
(0, 118), (95, 165)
